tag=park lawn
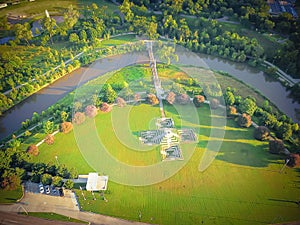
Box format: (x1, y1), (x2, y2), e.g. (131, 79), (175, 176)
(22, 212), (88, 224)
(74, 104), (300, 225)
(0, 0), (117, 18)
(0, 186), (22, 203)
(100, 34), (138, 47)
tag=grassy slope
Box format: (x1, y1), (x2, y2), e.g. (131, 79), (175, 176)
(0, 186), (22, 203)
(23, 212), (88, 224)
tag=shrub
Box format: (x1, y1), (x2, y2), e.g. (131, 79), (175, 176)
(210, 98), (220, 109)
(116, 97), (127, 107)
(254, 126), (270, 141)
(269, 139), (285, 154)
(100, 102), (112, 112)
(60, 122), (73, 134)
(147, 94), (159, 105)
(52, 176), (63, 187)
(64, 179), (74, 189)
(72, 112), (86, 125)
(166, 92), (176, 105)
(238, 113), (252, 128)
(134, 93), (141, 103)
(276, 123), (293, 140)
(176, 93), (190, 105)
(238, 97), (257, 116)
(85, 105), (98, 118)
(41, 173), (52, 185)
(193, 95), (205, 107)
(44, 134), (55, 145)
(27, 145), (39, 156)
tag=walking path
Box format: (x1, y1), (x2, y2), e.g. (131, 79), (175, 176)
(146, 41), (165, 118)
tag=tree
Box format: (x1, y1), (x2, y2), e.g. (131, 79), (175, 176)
(1, 173), (21, 191)
(116, 97), (126, 107)
(286, 154), (300, 168)
(277, 123), (293, 140)
(157, 45), (179, 66)
(60, 122), (73, 134)
(119, 0), (134, 22)
(72, 112), (86, 125)
(210, 98), (220, 109)
(14, 22), (32, 45)
(224, 91), (235, 106)
(41, 173), (52, 185)
(253, 126), (270, 141)
(238, 113), (252, 128)
(228, 106), (237, 115)
(101, 84), (117, 103)
(134, 93), (141, 104)
(177, 93), (190, 105)
(100, 102), (112, 112)
(69, 33), (80, 44)
(52, 176), (63, 187)
(147, 94), (159, 105)
(73, 101), (82, 112)
(85, 105), (98, 118)
(238, 97), (257, 116)
(193, 95), (205, 107)
(27, 145), (39, 156)
(60, 111), (68, 122)
(64, 179), (74, 189)
(269, 139), (285, 154)
(43, 120), (54, 134)
(166, 92), (176, 105)
(42, 17), (57, 44)
(44, 134), (55, 145)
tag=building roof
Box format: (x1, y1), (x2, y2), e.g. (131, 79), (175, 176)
(86, 173), (108, 191)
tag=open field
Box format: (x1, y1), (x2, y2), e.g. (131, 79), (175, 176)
(25, 65), (300, 225)
(0, 0), (117, 18)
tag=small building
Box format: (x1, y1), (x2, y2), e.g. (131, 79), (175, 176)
(85, 173), (108, 191)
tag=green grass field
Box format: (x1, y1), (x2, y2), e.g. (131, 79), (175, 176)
(27, 64), (300, 225)
(0, 0), (117, 18)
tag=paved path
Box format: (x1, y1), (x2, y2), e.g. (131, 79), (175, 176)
(0, 191), (150, 225)
(146, 41), (166, 118)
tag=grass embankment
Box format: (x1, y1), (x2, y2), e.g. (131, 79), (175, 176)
(27, 65), (300, 225)
(22, 212), (88, 224)
(0, 186), (22, 203)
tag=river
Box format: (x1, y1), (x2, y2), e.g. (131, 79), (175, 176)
(1, 50), (299, 141)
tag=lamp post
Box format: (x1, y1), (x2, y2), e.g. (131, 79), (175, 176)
(279, 159), (290, 173)
(55, 155), (59, 165)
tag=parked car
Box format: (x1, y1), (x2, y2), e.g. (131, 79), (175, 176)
(39, 184), (44, 194)
(45, 185), (50, 194)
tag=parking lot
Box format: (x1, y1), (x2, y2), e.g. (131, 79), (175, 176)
(24, 181), (63, 197)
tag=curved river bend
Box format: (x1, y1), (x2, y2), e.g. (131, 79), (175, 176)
(1, 51), (299, 141)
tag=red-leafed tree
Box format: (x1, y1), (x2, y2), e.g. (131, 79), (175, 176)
(27, 145), (39, 156)
(193, 95), (205, 107)
(238, 113), (252, 128)
(177, 93), (190, 105)
(116, 97), (127, 107)
(44, 134), (55, 145)
(166, 92), (176, 105)
(60, 122), (73, 134)
(85, 105), (98, 118)
(72, 112), (86, 125)
(147, 94), (159, 105)
(210, 98), (220, 109)
(286, 154), (300, 168)
(100, 102), (112, 112)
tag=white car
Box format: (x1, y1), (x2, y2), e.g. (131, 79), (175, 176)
(45, 185), (50, 194)
(39, 184), (44, 194)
